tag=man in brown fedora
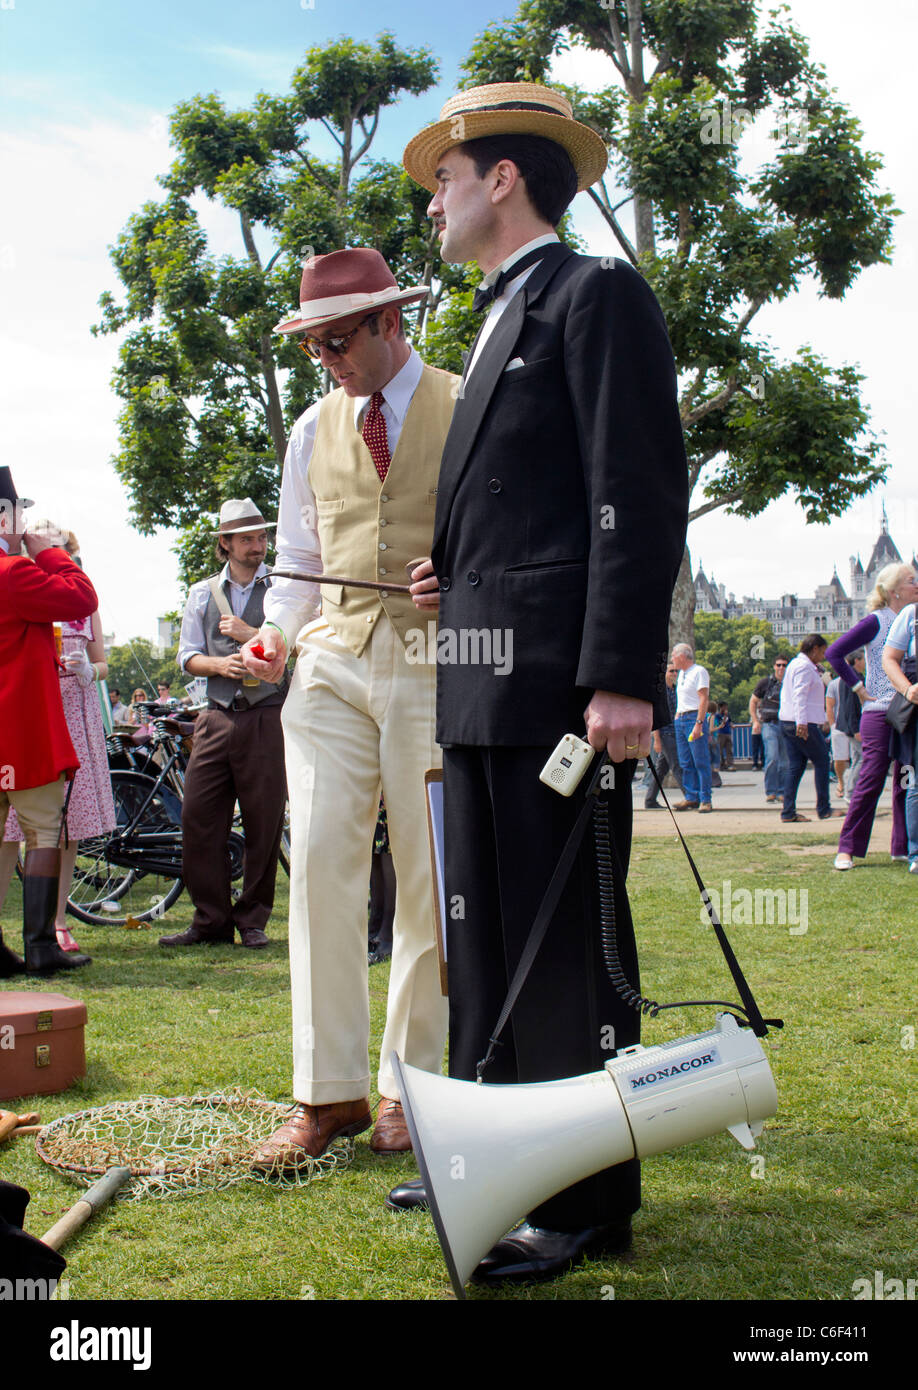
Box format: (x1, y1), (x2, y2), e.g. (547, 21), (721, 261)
(389, 84), (688, 1284)
(244, 249), (458, 1164)
(161, 498), (288, 949)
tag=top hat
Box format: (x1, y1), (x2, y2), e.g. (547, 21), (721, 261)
(0, 467), (34, 512)
(213, 498), (276, 536)
(274, 247), (429, 336)
(403, 81), (608, 194)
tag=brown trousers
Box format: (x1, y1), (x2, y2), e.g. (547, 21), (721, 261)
(181, 702), (286, 938)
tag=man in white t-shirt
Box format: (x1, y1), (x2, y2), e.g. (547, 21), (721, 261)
(671, 642), (713, 811)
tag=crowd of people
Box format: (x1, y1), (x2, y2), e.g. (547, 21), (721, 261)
(643, 563), (917, 858)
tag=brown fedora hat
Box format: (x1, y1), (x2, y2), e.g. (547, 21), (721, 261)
(274, 247), (429, 336)
(403, 82), (608, 194)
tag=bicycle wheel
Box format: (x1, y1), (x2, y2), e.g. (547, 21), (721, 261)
(67, 771), (185, 926)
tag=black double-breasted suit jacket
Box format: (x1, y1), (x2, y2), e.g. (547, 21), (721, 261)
(433, 243), (689, 1230)
(431, 243), (688, 746)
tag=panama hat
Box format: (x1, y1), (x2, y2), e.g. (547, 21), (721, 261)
(274, 247), (429, 336)
(213, 499), (276, 536)
(403, 82), (608, 193)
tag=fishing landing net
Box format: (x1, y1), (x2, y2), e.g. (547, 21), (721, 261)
(34, 1090), (354, 1198)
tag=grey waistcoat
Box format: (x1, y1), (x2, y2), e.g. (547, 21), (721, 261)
(202, 574), (289, 710)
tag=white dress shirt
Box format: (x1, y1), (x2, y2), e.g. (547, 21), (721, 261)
(177, 560), (270, 671)
(465, 232), (561, 381)
(264, 347), (425, 651)
(778, 652), (827, 725)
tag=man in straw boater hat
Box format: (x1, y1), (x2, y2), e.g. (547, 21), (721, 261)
(161, 497), (288, 949)
(386, 85), (689, 1283)
(0, 467), (97, 976)
(244, 249), (458, 1164)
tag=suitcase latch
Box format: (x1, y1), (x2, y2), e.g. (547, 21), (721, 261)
(36, 1011), (53, 1032)
(35, 1044), (51, 1067)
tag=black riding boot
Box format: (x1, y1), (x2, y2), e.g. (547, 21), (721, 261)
(0, 925), (24, 977)
(22, 848), (91, 975)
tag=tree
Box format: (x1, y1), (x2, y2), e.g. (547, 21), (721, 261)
(106, 637), (181, 699)
(462, 0), (898, 641)
(93, 35), (442, 590)
(693, 611), (793, 722)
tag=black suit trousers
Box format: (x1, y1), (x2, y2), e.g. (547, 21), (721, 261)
(443, 745), (642, 1232)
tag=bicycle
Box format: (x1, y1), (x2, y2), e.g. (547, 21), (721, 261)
(68, 711), (244, 927)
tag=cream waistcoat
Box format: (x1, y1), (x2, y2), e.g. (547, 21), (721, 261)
(308, 363), (457, 655)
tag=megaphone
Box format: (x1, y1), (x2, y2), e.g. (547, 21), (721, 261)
(393, 1013), (777, 1298)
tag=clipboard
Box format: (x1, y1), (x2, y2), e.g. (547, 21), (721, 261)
(424, 769), (448, 996)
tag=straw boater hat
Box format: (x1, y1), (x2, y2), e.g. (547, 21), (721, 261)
(213, 498), (276, 536)
(403, 81), (608, 193)
(274, 248), (429, 336)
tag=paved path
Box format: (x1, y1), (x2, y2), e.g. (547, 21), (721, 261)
(631, 763), (896, 839)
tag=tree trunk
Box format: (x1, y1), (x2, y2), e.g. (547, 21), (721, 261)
(259, 338), (288, 466)
(669, 545), (696, 651)
(634, 195), (656, 259)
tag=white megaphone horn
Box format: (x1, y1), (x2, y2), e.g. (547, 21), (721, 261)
(393, 1013), (777, 1299)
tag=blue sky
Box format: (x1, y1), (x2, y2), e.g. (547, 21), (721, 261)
(1, 0), (915, 648)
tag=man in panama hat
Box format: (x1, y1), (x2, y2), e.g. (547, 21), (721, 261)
(245, 249), (458, 1164)
(162, 497), (288, 950)
(388, 84), (689, 1284)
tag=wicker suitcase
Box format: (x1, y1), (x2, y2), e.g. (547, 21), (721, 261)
(0, 991), (87, 1100)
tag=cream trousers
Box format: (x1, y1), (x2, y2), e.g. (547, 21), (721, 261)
(282, 615), (446, 1103)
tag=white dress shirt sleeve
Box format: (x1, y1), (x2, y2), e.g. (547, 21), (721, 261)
(176, 581), (213, 672)
(264, 402), (324, 651)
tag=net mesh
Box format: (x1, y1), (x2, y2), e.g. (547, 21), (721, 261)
(34, 1090), (354, 1198)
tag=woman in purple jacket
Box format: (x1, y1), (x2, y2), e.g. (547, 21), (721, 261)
(827, 562), (918, 870)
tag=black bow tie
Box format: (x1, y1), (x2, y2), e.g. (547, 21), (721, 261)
(471, 246), (553, 312)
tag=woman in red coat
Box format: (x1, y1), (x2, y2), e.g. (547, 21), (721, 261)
(0, 506), (98, 976)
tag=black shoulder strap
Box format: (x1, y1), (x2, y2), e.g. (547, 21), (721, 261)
(476, 752), (780, 1080)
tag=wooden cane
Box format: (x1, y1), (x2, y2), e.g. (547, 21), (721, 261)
(38, 1166), (133, 1252)
(270, 569), (412, 595)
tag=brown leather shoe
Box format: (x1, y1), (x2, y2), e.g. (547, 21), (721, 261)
(370, 1098), (412, 1154)
(250, 1099), (371, 1172)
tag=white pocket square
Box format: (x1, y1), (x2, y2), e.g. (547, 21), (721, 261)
(504, 357), (525, 371)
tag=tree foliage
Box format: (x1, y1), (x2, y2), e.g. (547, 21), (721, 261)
(693, 611), (794, 722)
(106, 637), (182, 700)
(94, 34), (445, 590)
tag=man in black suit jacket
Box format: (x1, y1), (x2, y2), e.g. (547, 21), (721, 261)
(393, 84), (688, 1285)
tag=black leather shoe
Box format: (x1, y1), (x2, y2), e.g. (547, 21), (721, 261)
(385, 1179), (429, 1212)
(159, 926), (233, 946)
(238, 927), (269, 948)
(472, 1220), (632, 1285)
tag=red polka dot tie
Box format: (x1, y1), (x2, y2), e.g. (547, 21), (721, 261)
(362, 391), (391, 483)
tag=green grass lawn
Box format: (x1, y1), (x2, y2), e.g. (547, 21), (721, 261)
(1, 830), (914, 1302)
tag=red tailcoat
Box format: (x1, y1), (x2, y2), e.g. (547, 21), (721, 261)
(0, 547), (99, 791)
